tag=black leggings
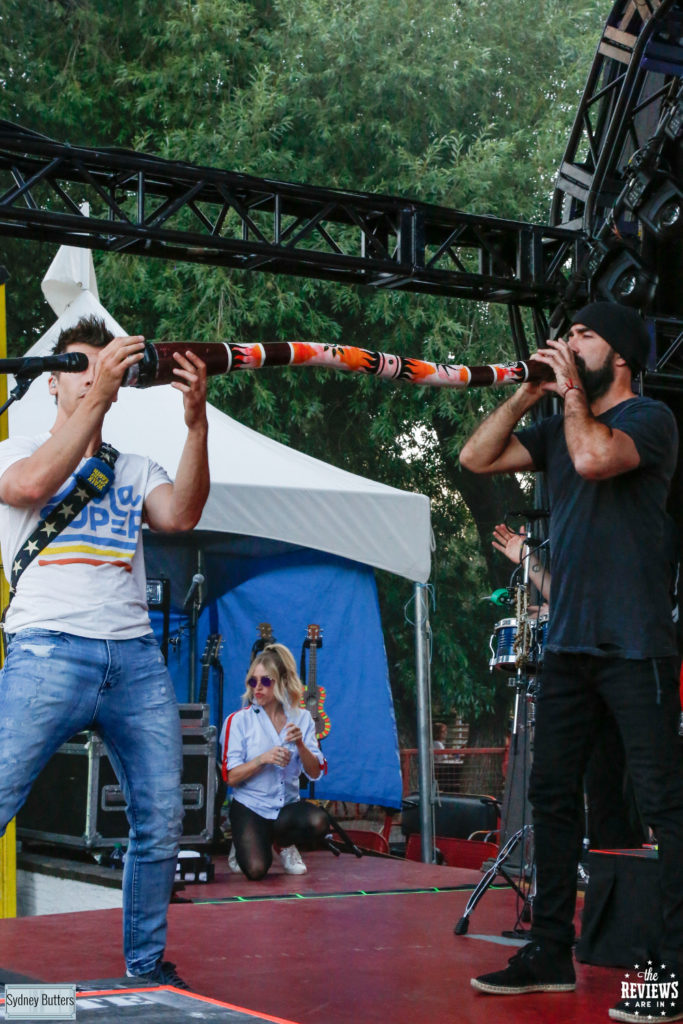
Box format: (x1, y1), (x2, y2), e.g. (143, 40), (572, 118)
(230, 799), (330, 881)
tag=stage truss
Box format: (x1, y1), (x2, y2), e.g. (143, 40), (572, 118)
(0, 0), (680, 382)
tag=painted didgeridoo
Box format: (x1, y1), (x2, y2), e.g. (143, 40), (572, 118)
(122, 340), (555, 390)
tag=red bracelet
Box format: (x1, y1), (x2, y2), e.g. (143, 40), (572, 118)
(563, 380), (584, 396)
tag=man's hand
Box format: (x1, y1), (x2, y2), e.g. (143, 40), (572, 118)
(526, 338), (581, 397)
(91, 335), (146, 408)
(492, 523), (526, 565)
(171, 350), (208, 429)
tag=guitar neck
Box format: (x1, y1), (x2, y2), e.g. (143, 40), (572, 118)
(198, 635), (222, 704)
(307, 642), (318, 695)
(198, 661), (211, 704)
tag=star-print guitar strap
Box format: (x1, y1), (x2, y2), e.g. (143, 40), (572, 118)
(7, 442), (120, 604)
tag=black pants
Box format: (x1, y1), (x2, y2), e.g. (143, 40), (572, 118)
(584, 711), (646, 849)
(529, 650), (683, 961)
(230, 798), (330, 880)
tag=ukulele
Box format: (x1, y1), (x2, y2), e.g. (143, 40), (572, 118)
(198, 633), (223, 704)
(301, 624), (331, 741)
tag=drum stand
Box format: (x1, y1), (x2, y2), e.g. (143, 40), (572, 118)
(455, 528), (540, 937)
(454, 823), (535, 935)
(454, 671), (536, 937)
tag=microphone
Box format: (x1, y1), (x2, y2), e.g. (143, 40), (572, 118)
(4, 352), (89, 376)
(182, 573), (205, 610)
(506, 508), (550, 521)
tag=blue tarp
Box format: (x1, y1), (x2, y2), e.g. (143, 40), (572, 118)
(147, 536), (403, 809)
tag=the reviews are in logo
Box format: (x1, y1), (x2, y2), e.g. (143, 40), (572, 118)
(618, 962), (679, 1020)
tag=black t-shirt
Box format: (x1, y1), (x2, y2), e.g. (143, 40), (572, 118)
(516, 396), (679, 659)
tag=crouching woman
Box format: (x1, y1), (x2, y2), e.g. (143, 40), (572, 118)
(221, 643), (329, 879)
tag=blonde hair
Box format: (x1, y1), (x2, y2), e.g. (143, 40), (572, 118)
(242, 643), (304, 710)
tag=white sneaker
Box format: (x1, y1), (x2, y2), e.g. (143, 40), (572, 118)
(228, 845), (243, 874)
(278, 845), (307, 875)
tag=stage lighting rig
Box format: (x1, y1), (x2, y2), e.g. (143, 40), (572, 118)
(621, 163), (683, 240)
(585, 240), (659, 308)
(619, 92), (683, 242)
(638, 178), (683, 238)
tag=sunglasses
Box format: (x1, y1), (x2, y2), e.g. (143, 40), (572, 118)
(247, 675), (275, 688)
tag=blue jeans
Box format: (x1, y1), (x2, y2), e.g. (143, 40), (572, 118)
(0, 630), (183, 975)
(530, 650), (683, 963)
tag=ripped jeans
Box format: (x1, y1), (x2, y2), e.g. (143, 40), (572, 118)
(0, 630), (183, 975)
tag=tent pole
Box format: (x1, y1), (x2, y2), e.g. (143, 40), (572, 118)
(414, 582), (434, 863)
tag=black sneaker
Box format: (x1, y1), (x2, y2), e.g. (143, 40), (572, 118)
(471, 941), (576, 995)
(128, 960), (190, 991)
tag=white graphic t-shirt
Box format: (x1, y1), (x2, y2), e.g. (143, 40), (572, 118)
(0, 433), (170, 638)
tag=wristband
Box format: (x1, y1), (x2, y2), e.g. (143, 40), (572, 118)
(563, 380), (584, 397)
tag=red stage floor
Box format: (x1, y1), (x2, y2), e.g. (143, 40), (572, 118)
(1, 851), (624, 1024)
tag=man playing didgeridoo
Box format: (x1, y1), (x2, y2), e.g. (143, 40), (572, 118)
(0, 315), (209, 988)
(460, 302), (683, 1023)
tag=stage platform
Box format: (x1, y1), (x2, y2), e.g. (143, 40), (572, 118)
(1, 850), (624, 1024)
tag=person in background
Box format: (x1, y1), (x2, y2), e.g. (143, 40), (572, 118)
(433, 722), (449, 750)
(221, 643), (329, 878)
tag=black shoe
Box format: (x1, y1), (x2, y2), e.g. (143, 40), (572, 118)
(471, 941), (576, 995)
(610, 1002), (683, 1022)
(610, 991), (683, 1022)
(128, 960), (190, 991)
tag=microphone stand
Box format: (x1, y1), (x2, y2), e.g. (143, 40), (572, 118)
(0, 371), (40, 419)
(187, 552), (205, 703)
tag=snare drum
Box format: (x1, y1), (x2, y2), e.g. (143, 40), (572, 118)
(489, 615), (549, 674)
(489, 617), (520, 673)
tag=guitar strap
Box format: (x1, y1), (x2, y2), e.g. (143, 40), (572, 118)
(299, 638), (309, 686)
(6, 442), (119, 608)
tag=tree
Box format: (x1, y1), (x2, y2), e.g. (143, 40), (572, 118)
(0, 0), (605, 741)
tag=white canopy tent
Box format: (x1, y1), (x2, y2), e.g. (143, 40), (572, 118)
(7, 244), (436, 851)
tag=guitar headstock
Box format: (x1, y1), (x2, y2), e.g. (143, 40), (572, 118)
(259, 622), (274, 645)
(307, 624), (322, 646)
(201, 633), (223, 666)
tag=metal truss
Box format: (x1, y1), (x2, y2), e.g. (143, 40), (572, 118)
(547, 0), (683, 387)
(0, 121), (577, 308)
(551, 0), (683, 237)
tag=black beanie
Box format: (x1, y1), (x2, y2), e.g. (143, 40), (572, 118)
(570, 302), (651, 373)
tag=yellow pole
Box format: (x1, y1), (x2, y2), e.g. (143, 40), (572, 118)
(0, 276), (16, 919)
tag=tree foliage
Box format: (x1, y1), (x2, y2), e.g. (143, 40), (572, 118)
(1, 0), (605, 741)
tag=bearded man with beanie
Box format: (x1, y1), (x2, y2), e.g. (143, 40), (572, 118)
(460, 302), (683, 1022)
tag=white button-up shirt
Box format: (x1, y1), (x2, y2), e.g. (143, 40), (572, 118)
(222, 703), (325, 820)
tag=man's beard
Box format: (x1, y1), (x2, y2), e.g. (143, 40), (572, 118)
(574, 351), (615, 402)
